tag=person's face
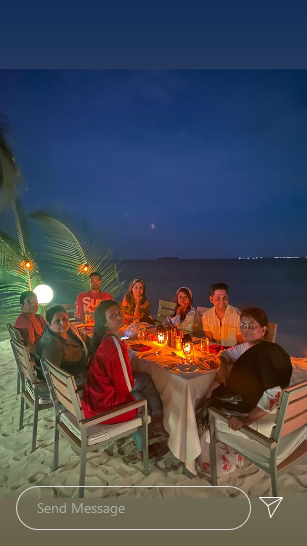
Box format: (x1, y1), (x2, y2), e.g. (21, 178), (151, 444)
(21, 295), (38, 315)
(177, 291), (190, 308)
(239, 315), (267, 344)
(90, 275), (101, 291)
(104, 305), (125, 334)
(132, 282), (144, 299)
(210, 289), (229, 311)
(49, 312), (70, 335)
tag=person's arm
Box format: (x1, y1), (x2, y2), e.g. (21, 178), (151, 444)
(102, 338), (135, 396)
(75, 294), (84, 321)
(139, 300), (151, 322)
(181, 310), (196, 333)
(38, 339), (62, 368)
(228, 407), (268, 431)
(133, 295), (143, 320)
(215, 344), (247, 383)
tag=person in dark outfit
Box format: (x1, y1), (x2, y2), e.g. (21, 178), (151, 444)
(36, 305), (89, 382)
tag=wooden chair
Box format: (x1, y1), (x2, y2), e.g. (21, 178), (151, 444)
(42, 358), (150, 498)
(10, 339), (53, 452)
(156, 300), (176, 323)
(209, 380), (307, 496)
(60, 303), (76, 322)
(267, 322), (278, 343)
(7, 323), (24, 394)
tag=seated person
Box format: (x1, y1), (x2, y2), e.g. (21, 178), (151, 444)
(82, 300), (168, 459)
(75, 271), (113, 322)
(14, 291), (47, 356)
(121, 278), (153, 324)
(197, 308), (293, 476)
(164, 286), (200, 334)
(36, 305), (89, 383)
(202, 283), (243, 346)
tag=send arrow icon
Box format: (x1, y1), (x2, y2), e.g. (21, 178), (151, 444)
(259, 497), (283, 518)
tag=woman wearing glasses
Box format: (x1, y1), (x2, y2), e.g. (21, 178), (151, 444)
(197, 308), (292, 476)
(35, 305), (89, 382)
(121, 278), (154, 324)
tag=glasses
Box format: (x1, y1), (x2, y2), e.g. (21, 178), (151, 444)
(239, 322), (259, 330)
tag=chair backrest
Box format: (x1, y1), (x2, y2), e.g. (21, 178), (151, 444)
(272, 380), (307, 442)
(42, 358), (84, 421)
(266, 322), (278, 343)
(7, 323), (23, 343)
(60, 303), (76, 321)
(10, 338), (36, 384)
(156, 300), (176, 323)
(197, 306), (211, 316)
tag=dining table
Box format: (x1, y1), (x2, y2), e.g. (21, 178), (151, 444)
(126, 338), (219, 475)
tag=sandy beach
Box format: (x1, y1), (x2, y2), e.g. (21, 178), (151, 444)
(1, 337), (307, 499)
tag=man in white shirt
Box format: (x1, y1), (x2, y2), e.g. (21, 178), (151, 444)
(202, 283), (243, 346)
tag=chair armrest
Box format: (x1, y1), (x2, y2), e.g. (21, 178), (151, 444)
(79, 397), (148, 428)
(209, 407), (277, 448)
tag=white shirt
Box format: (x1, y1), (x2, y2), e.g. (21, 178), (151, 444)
(202, 304), (241, 345)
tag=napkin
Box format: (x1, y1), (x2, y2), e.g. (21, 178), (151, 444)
(209, 344), (232, 354)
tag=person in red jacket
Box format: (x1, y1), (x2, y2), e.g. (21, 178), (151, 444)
(82, 300), (167, 458)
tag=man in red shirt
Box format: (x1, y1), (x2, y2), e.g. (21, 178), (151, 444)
(14, 291), (47, 356)
(74, 272), (113, 322)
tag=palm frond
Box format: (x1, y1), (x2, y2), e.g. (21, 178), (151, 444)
(0, 123), (22, 208)
(0, 229), (42, 330)
(31, 210), (124, 300)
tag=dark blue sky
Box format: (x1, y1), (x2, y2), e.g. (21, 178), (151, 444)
(0, 70), (306, 259)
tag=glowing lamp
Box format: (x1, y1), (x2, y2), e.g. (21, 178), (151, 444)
(157, 325), (166, 344)
(20, 259), (34, 271)
(79, 263), (91, 274)
(33, 284), (53, 305)
(182, 333), (193, 362)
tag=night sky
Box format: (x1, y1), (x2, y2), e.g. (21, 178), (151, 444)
(0, 69), (306, 259)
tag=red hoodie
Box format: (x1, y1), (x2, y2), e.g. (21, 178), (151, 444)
(82, 335), (137, 424)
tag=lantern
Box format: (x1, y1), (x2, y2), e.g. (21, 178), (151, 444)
(182, 333), (193, 362)
(33, 284), (54, 318)
(79, 263), (91, 274)
(157, 325), (166, 345)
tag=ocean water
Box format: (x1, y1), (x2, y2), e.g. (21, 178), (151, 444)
(117, 258), (307, 358)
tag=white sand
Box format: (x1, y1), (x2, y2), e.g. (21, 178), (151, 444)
(1, 338), (306, 499)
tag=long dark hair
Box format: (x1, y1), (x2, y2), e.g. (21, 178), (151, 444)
(124, 278), (147, 308)
(89, 300), (119, 357)
(173, 286), (193, 321)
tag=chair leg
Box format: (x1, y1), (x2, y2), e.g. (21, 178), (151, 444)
(31, 394), (39, 452)
(142, 418), (149, 476)
(19, 395), (25, 431)
(209, 414), (218, 486)
(78, 445), (87, 498)
(53, 421), (60, 471)
(270, 466), (279, 496)
(17, 372), (21, 395)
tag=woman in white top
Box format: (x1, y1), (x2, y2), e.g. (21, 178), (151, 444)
(164, 286), (200, 334)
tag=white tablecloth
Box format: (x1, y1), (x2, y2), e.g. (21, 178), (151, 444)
(128, 341), (218, 474)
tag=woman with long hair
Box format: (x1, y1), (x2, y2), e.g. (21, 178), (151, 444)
(121, 278), (153, 324)
(82, 300), (168, 458)
(164, 286), (200, 334)
(197, 308), (293, 476)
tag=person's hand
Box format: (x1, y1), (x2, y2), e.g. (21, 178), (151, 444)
(227, 415), (246, 431)
(214, 356), (228, 384)
(176, 305), (184, 315)
(215, 369), (227, 384)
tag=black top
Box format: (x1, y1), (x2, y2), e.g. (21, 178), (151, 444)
(212, 341), (292, 413)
